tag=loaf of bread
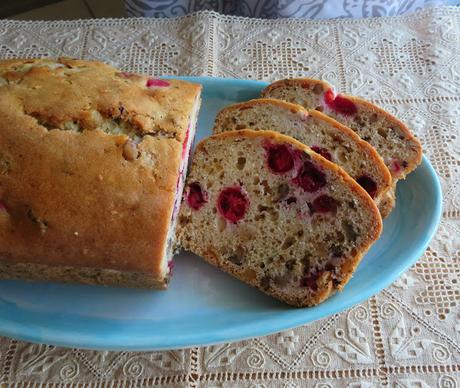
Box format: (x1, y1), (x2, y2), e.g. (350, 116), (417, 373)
(0, 58), (201, 288)
(213, 98), (392, 215)
(261, 78), (423, 216)
(177, 129), (382, 307)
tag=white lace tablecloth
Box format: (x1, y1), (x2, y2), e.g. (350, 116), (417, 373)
(0, 7), (459, 387)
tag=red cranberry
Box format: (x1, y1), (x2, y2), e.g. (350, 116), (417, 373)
(265, 144), (294, 174)
(300, 272), (320, 291)
(0, 201), (6, 212)
(293, 161), (326, 192)
(391, 160), (402, 174)
(324, 89), (335, 105)
(217, 187), (249, 223)
(311, 146), (332, 161)
(146, 78), (170, 87)
(356, 175), (377, 198)
(324, 89), (357, 116)
(312, 195), (338, 214)
(168, 260), (175, 273)
(186, 182), (207, 210)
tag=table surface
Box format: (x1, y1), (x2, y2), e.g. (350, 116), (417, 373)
(0, 7), (459, 387)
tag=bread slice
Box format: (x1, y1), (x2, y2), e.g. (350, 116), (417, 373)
(212, 98), (392, 216)
(176, 130), (382, 307)
(261, 78), (423, 216)
(0, 57), (201, 288)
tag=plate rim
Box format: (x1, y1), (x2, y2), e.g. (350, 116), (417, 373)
(0, 76), (443, 351)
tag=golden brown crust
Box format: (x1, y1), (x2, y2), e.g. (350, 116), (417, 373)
(193, 129), (382, 307)
(261, 78), (330, 97)
(0, 57), (200, 142)
(0, 57), (201, 284)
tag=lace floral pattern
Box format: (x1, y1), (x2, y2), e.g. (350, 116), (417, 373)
(0, 7), (459, 387)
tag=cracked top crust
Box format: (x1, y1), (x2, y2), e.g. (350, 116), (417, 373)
(0, 57), (201, 280)
(0, 57), (199, 141)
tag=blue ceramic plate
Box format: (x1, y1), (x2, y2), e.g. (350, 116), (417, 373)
(0, 77), (442, 350)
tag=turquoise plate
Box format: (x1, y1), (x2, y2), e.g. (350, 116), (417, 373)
(0, 77), (442, 350)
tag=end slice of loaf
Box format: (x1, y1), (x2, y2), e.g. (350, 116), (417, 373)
(261, 79), (423, 216)
(177, 130), (382, 307)
(213, 98), (392, 216)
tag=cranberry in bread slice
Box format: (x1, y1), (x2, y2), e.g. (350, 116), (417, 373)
(177, 130), (382, 307)
(213, 98), (392, 216)
(261, 79), (422, 217)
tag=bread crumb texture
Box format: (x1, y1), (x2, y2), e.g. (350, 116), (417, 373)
(177, 130), (382, 307)
(213, 98), (392, 216)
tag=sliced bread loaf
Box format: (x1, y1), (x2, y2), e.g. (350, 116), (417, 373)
(212, 98), (392, 216)
(0, 58), (202, 288)
(261, 79), (423, 216)
(176, 130), (382, 307)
